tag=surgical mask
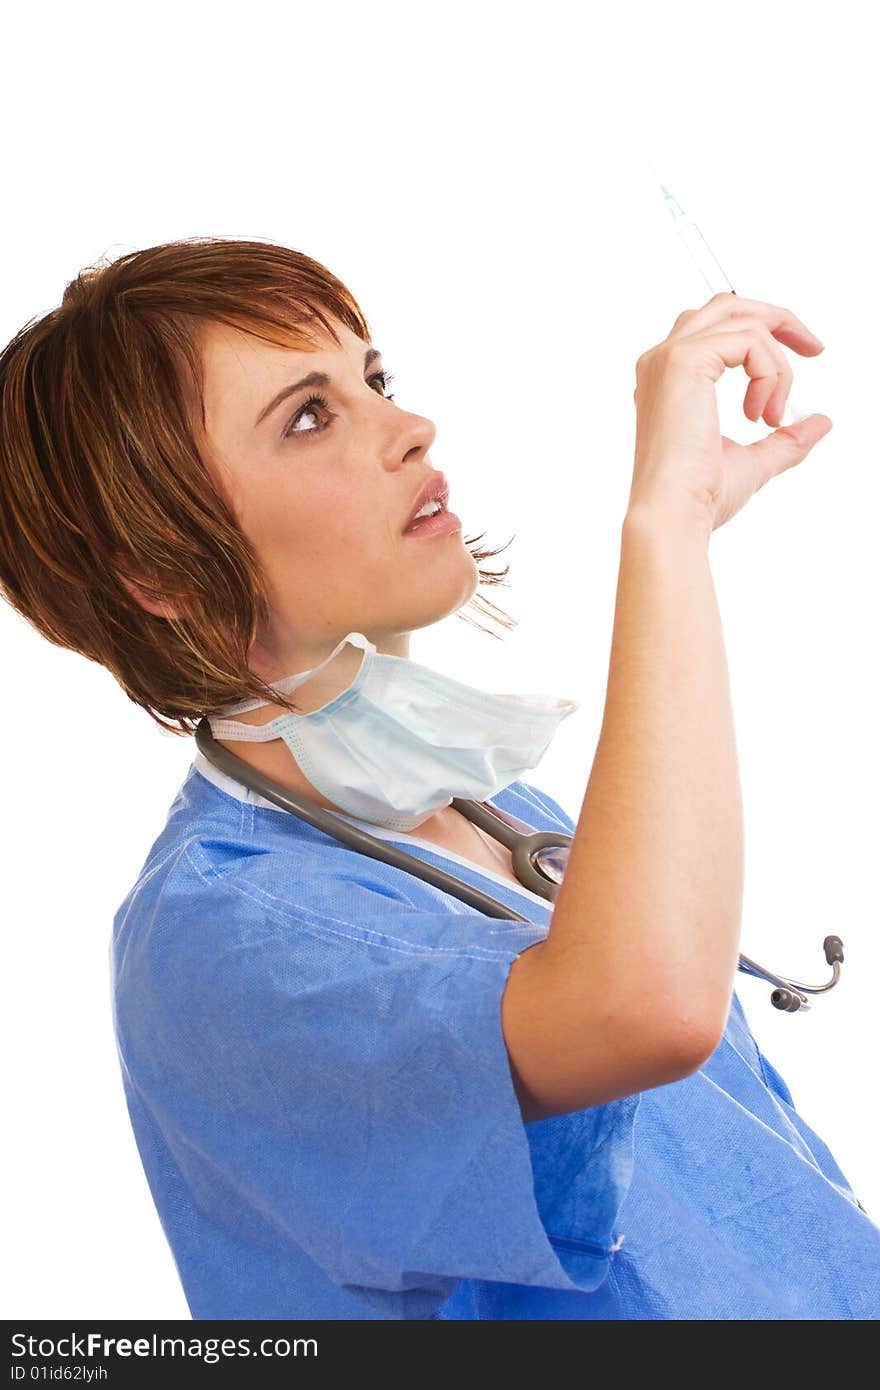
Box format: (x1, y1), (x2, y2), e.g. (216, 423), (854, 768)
(207, 632), (579, 831)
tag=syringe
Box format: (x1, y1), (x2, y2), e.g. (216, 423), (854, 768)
(648, 161), (811, 425)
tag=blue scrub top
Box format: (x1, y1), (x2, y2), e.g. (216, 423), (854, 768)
(109, 756), (880, 1320)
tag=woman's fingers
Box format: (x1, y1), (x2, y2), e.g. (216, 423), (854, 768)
(632, 293), (831, 535)
(666, 322), (781, 382)
(757, 370), (792, 427)
(665, 321), (794, 426)
(668, 291), (825, 359)
(730, 321), (794, 423)
(663, 299), (822, 427)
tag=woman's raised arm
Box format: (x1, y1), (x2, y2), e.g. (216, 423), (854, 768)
(501, 292), (832, 1123)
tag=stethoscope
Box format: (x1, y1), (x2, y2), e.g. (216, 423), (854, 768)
(195, 718), (844, 1013)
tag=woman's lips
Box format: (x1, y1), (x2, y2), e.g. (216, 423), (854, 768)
(402, 506), (462, 538)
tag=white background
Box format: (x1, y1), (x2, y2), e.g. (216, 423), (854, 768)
(2, 0), (876, 1319)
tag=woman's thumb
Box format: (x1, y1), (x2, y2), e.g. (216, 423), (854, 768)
(749, 413), (833, 484)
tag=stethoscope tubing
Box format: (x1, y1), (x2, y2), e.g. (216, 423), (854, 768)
(195, 719), (843, 1012)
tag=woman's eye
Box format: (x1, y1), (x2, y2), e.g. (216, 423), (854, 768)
(371, 368), (396, 399)
(282, 369), (396, 441)
(284, 393), (331, 440)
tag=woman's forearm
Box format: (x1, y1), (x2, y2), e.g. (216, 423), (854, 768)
(544, 505), (745, 1048)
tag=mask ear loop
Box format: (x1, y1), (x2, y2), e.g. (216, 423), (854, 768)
(212, 633), (374, 721)
(268, 632), (374, 703)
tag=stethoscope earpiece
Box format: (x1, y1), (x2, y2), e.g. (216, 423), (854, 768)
(771, 988), (806, 1013)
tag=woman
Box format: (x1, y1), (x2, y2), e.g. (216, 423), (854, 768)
(1, 237), (876, 1320)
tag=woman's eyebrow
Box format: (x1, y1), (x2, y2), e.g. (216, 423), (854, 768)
(254, 347), (383, 429)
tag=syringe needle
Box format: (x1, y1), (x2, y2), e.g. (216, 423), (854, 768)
(650, 168), (811, 424)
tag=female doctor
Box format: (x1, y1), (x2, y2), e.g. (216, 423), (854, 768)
(0, 237), (877, 1320)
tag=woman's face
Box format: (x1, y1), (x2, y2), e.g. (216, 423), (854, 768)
(195, 314), (478, 692)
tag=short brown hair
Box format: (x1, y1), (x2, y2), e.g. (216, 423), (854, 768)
(0, 236), (517, 736)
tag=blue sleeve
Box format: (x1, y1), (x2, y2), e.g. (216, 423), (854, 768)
(757, 1048), (796, 1108)
(132, 846), (638, 1307)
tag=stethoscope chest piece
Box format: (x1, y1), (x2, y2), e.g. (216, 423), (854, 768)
(451, 796), (572, 901)
(527, 841), (569, 891)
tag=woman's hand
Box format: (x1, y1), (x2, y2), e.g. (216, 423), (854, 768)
(628, 291), (833, 535)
